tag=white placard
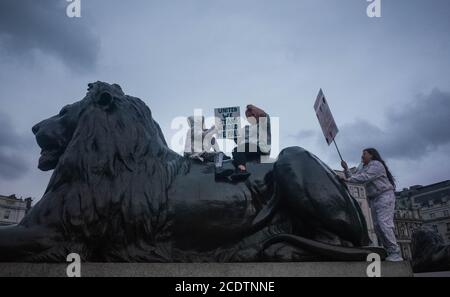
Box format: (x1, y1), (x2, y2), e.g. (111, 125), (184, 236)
(314, 89), (339, 145)
(214, 106), (241, 139)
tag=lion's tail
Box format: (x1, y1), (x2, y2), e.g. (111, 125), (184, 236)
(262, 234), (386, 261)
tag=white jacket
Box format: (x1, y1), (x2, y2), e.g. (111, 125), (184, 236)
(345, 160), (394, 199)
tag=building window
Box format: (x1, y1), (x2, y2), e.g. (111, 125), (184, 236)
(444, 210), (449, 217)
(430, 213), (435, 219)
(3, 210), (11, 220)
(447, 223), (450, 231)
(433, 225), (438, 233)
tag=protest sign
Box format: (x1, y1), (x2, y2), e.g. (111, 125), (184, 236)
(314, 89), (339, 145)
(214, 106), (241, 139)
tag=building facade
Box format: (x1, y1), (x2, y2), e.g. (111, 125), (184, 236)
(393, 208), (422, 260)
(335, 170), (378, 245)
(396, 180), (450, 245)
(345, 182), (379, 246)
(0, 194), (33, 226)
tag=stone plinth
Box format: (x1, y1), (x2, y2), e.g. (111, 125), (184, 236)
(0, 262), (413, 277)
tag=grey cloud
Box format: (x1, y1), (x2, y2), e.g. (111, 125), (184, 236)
(0, 0), (99, 71)
(0, 112), (32, 180)
(0, 152), (29, 180)
(336, 89), (450, 161)
(0, 114), (31, 149)
(289, 129), (316, 140)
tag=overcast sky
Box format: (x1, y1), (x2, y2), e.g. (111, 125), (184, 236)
(0, 0), (449, 202)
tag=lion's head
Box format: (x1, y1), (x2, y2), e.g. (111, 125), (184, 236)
(32, 81), (171, 172)
(411, 228), (444, 258)
(25, 82), (187, 260)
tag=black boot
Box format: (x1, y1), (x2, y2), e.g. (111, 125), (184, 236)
(230, 168), (251, 182)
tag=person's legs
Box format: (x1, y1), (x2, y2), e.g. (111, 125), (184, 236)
(370, 192), (403, 261)
(368, 199), (382, 247)
(232, 146), (248, 168)
(202, 152), (217, 163)
(231, 144), (251, 181)
(232, 144), (264, 166)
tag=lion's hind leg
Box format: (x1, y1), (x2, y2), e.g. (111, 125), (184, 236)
(273, 146), (371, 248)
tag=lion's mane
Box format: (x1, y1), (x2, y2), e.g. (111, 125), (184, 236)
(21, 82), (188, 261)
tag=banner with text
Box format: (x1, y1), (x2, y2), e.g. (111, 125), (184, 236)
(214, 106), (241, 139)
(314, 89), (339, 145)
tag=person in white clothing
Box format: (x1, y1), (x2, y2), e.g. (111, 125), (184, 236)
(184, 116), (220, 162)
(184, 115), (233, 179)
(341, 148), (403, 262)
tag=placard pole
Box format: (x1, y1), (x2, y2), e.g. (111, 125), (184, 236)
(333, 139), (344, 162)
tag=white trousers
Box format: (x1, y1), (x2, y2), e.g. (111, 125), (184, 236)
(369, 191), (401, 256)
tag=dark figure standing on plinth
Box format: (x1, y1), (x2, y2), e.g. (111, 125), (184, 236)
(412, 228), (450, 273)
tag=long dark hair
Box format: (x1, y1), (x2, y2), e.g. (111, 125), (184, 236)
(364, 148), (396, 188)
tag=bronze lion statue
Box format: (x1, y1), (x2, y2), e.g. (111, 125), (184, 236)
(0, 81), (382, 262)
(412, 228), (450, 273)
